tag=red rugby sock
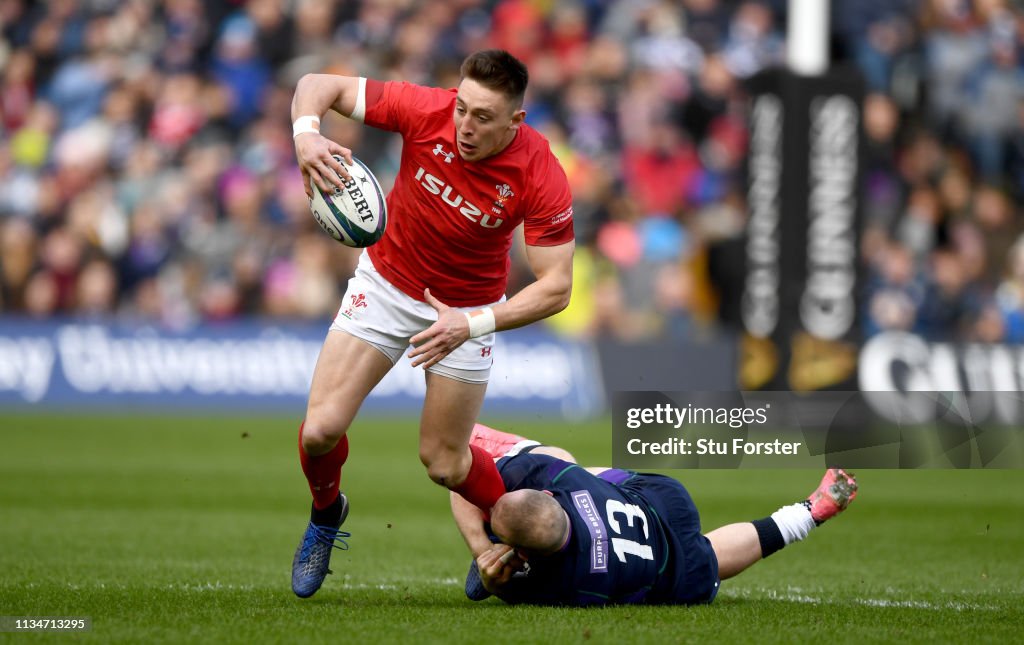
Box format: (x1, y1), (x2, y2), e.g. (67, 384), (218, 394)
(450, 444), (506, 516)
(298, 422), (350, 510)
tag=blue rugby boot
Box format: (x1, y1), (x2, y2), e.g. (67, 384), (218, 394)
(464, 559), (492, 601)
(291, 493), (350, 598)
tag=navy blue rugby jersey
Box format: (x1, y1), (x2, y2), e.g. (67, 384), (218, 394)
(493, 453), (671, 606)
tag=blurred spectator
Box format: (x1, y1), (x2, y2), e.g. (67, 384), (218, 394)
(622, 118), (700, 217)
(652, 261), (697, 340)
(23, 270), (59, 318)
(722, 1), (784, 79)
(916, 247), (982, 340)
(862, 93), (904, 230)
(960, 23), (1024, 178)
(865, 240), (922, 336)
(1, 48), (37, 131)
(210, 14), (271, 131)
(973, 184), (1022, 280)
(76, 257), (118, 317)
(836, 0), (917, 94)
(0, 217), (37, 309)
(896, 184), (943, 260)
(922, 0), (989, 136)
(247, 0), (295, 69)
(38, 225), (83, 312)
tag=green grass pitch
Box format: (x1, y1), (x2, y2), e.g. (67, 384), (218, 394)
(1, 412), (1021, 643)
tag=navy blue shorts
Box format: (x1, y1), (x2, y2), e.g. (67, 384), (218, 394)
(601, 470), (720, 605)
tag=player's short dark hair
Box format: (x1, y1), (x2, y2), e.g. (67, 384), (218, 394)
(460, 50), (528, 107)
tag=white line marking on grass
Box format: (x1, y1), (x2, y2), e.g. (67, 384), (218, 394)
(166, 582), (256, 592)
(721, 586), (1003, 612)
(43, 577), (462, 594)
(42, 578), (1014, 609)
(340, 577), (460, 591)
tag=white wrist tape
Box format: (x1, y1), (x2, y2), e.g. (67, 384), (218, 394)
(292, 115), (321, 138)
(465, 307), (496, 338)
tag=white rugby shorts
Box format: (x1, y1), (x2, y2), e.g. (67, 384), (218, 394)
(330, 251), (501, 382)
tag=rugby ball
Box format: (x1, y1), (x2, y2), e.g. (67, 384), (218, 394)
(309, 155), (387, 247)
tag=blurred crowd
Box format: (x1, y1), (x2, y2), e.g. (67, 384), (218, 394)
(0, 0), (1022, 343)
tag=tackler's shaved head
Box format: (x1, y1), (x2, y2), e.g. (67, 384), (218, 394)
(491, 489), (568, 555)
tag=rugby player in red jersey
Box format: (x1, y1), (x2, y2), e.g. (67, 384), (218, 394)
(288, 50), (574, 597)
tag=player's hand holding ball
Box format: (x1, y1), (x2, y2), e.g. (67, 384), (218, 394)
(293, 123), (352, 198)
(294, 123), (388, 248)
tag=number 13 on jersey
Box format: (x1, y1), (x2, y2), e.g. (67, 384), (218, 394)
(605, 500), (655, 563)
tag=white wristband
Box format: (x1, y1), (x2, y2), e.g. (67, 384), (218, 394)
(465, 307), (496, 338)
(292, 115), (320, 138)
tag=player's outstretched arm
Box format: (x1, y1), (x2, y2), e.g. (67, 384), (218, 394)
(493, 240), (574, 332)
(450, 491), (495, 558)
(409, 242), (573, 369)
(291, 73), (362, 197)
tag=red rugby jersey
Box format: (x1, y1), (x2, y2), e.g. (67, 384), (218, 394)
(362, 80), (574, 307)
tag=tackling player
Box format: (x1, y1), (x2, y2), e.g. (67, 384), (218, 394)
(288, 50), (574, 598)
(453, 425), (858, 605)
